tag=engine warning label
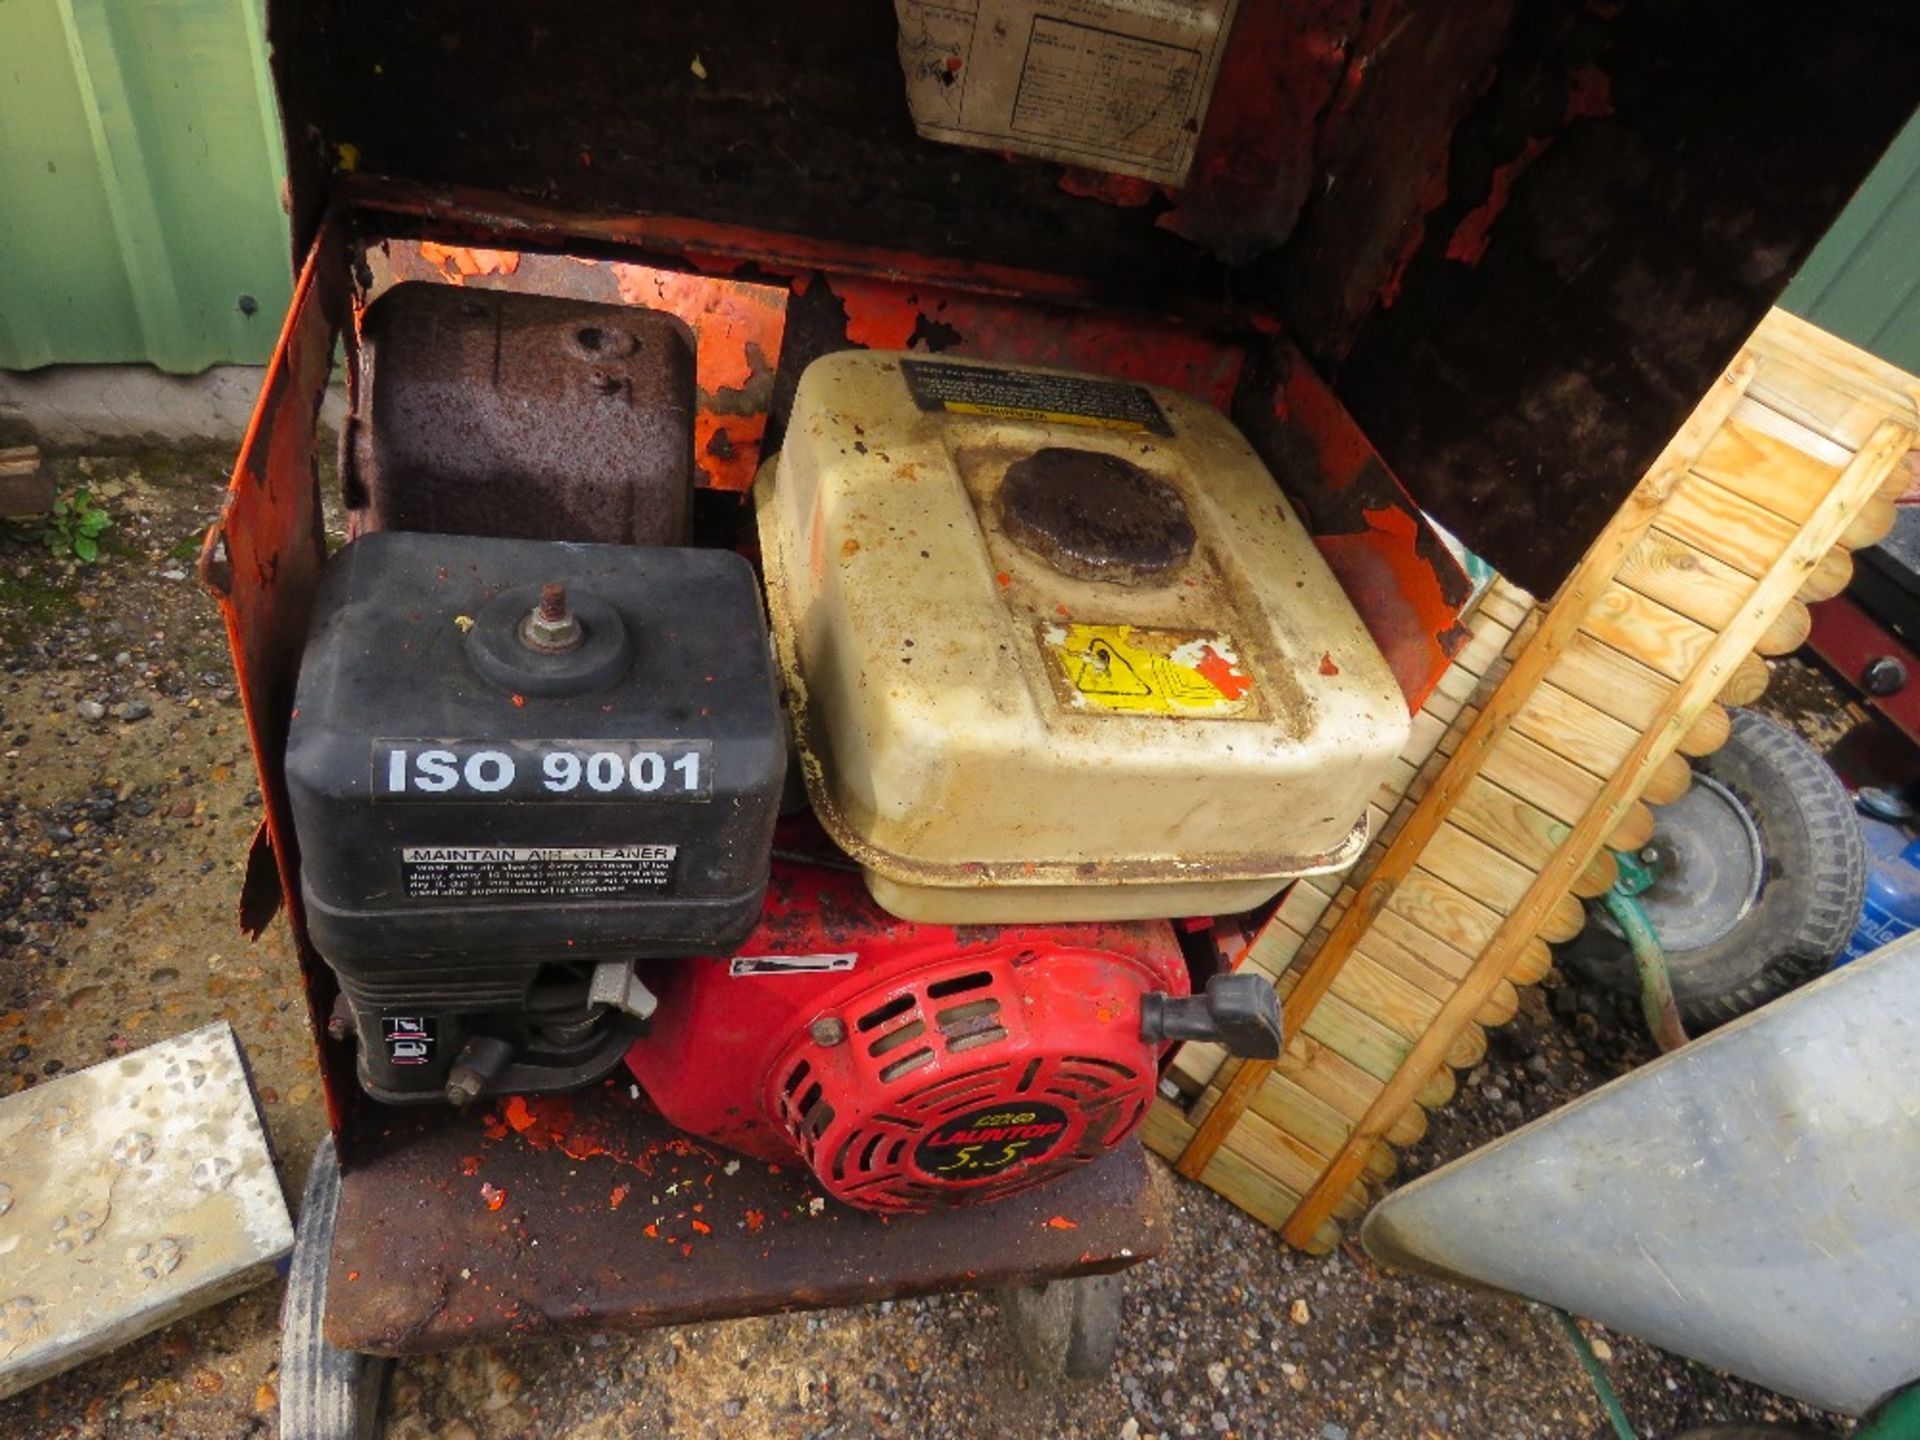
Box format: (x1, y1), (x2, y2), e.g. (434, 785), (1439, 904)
(1041, 622), (1258, 719)
(900, 359), (1171, 436)
(400, 845), (676, 902)
(913, 1100), (1072, 1179)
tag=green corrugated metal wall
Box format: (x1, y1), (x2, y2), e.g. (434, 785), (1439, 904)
(0, 0), (291, 373)
(1781, 107), (1920, 374)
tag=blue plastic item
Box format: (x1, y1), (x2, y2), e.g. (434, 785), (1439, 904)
(1838, 815), (1920, 965)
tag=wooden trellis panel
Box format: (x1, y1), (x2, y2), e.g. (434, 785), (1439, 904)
(1148, 310), (1920, 1252)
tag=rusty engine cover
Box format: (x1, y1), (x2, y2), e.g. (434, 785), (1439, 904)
(345, 282), (695, 545)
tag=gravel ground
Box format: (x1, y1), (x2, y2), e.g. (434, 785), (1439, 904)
(0, 454), (1855, 1439)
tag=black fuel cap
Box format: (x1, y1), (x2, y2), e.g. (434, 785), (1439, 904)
(994, 447), (1195, 584)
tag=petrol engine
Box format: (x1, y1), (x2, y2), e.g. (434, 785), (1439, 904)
(285, 281), (1407, 1212)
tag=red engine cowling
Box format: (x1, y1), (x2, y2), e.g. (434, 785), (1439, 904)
(625, 859), (1189, 1212)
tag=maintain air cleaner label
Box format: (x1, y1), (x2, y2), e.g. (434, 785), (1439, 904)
(900, 359), (1171, 436)
(401, 845), (677, 901)
(373, 739), (712, 801)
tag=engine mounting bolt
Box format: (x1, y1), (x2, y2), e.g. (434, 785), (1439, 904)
(520, 581), (584, 654)
(809, 1017), (846, 1047)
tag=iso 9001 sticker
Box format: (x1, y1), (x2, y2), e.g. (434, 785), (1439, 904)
(373, 739), (711, 801)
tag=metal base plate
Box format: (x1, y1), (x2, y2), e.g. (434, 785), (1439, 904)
(325, 1080), (1164, 1355)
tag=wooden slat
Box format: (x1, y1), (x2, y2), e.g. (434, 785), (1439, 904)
(1690, 412), (1841, 522)
(1619, 527), (1754, 630)
(1278, 416), (1917, 1248)
(1196, 1046), (1426, 1149)
(1745, 359), (1900, 452)
(1481, 731), (1602, 824)
(1392, 869), (1502, 954)
(1353, 926), (1466, 1002)
(1657, 473), (1799, 578)
(1474, 586), (1535, 632)
(1221, 1109), (1371, 1222)
(1420, 822), (1536, 912)
(1725, 393), (1852, 468)
(1143, 1103), (1343, 1253)
(1581, 583), (1715, 684)
(1745, 312), (1920, 446)
(1512, 684), (1640, 780)
(1547, 633), (1675, 731)
(1251, 1074), (1398, 1182)
(1371, 908), (1472, 982)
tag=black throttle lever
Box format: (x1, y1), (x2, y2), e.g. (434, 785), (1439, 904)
(1140, 975), (1283, 1059)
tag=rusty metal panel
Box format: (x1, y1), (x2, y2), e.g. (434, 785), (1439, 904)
(197, 215), (357, 1129)
(347, 283), (696, 545)
(325, 1082), (1164, 1355)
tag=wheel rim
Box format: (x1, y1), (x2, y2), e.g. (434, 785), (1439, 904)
(1602, 773), (1765, 952)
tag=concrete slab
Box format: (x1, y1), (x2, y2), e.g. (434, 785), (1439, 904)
(0, 365), (345, 450)
(0, 1022), (293, 1401)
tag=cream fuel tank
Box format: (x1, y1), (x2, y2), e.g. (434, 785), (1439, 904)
(756, 351), (1412, 923)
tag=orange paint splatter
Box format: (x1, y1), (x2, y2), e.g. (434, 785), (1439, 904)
(995, 572), (1012, 588)
(481, 1183), (506, 1212)
(744, 1208), (766, 1233)
(1195, 644), (1252, 700)
(1319, 653), (1341, 676)
(644, 1223), (659, 1238)
(503, 1096), (537, 1133)
(610, 1184), (631, 1210)
(346, 1271), (360, 1282)
(510, 693), (526, 708)
(459, 1155), (482, 1177)
(691, 1219), (712, 1235)
(1045, 1216), (1079, 1230)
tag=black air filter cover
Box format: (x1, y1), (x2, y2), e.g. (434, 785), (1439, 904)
(286, 531), (784, 973)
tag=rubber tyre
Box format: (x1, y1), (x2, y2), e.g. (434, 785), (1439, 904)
(1562, 709), (1865, 1030)
(1000, 1272), (1125, 1383)
(280, 1135), (390, 1440)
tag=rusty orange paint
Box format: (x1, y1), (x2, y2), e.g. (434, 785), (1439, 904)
(608, 263), (788, 396)
(1045, 1216), (1079, 1230)
(1316, 503), (1471, 712)
(1445, 137), (1551, 266)
(610, 1183), (630, 1209)
(417, 243), (522, 281)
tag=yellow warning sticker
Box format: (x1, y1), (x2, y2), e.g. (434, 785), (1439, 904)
(1042, 623), (1257, 719)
